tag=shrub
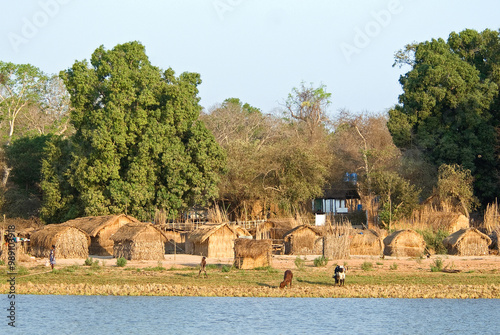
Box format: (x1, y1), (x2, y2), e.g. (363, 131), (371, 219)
(0, 260), (5, 266)
(221, 265), (232, 272)
(313, 256), (328, 267)
(294, 256), (306, 270)
(116, 257), (127, 267)
(430, 258), (443, 272)
(418, 229), (448, 255)
(390, 263), (398, 270)
(361, 261), (373, 271)
(84, 257), (94, 266)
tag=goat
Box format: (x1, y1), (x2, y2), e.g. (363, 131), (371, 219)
(280, 270), (293, 289)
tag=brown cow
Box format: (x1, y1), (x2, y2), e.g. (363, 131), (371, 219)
(280, 270), (293, 289)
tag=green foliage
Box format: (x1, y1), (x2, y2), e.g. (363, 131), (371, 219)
(389, 29), (500, 204)
(418, 229), (448, 255)
(294, 256), (306, 271)
(361, 261), (373, 271)
(116, 257), (127, 267)
(0, 260), (5, 266)
(221, 265), (232, 273)
(40, 41), (225, 222)
(313, 256), (329, 267)
(84, 257), (94, 266)
(431, 258), (444, 272)
(390, 263), (398, 270)
(254, 266), (279, 273)
(437, 164), (478, 216)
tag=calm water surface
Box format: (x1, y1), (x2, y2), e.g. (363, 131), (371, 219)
(4, 295), (500, 335)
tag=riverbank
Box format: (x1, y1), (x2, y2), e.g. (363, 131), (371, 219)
(2, 254), (499, 298)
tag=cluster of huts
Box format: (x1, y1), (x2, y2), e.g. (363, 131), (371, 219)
(2, 212), (498, 269)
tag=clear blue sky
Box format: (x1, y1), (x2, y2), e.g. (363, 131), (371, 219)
(2, 0), (500, 116)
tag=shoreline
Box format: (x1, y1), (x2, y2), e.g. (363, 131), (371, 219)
(2, 254), (499, 299)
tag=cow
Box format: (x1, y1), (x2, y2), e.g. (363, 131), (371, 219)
(333, 265), (347, 286)
(280, 270), (293, 289)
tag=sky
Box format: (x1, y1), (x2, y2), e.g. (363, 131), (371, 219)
(1, 0), (500, 117)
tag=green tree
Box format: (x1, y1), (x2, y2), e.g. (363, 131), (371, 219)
(436, 164), (478, 218)
(40, 41), (225, 222)
(388, 29), (500, 204)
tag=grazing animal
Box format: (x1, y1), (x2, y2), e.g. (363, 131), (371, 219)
(333, 265), (347, 286)
(280, 270), (293, 289)
(198, 256), (207, 278)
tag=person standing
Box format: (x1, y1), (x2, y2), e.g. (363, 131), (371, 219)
(49, 245), (56, 270)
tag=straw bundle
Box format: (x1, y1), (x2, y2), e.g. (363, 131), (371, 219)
(61, 214), (139, 255)
(233, 238), (272, 269)
(322, 223), (352, 259)
(30, 224), (90, 258)
(110, 223), (166, 260)
(383, 229), (426, 257)
(349, 229), (384, 256)
(442, 228), (492, 256)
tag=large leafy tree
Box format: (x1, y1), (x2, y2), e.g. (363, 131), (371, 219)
(388, 29), (500, 204)
(41, 41), (225, 222)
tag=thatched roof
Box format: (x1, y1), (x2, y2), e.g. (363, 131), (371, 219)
(110, 222), (166, 242)
(230, 225), (252, 238)
(443, 228), (492, 248)
(283, 224), (323, 238)
(61, 214), (139, 237)
(234, 238), (272, 258)
(383, 229), (423, 246)
(187, 223), (236, 243)
(31, 224), (90, 248)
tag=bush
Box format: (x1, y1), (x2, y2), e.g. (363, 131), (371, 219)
(390, 262), (398, 270)
(418, 229), (448, 255)
(430, 258), (443, 272)
(313, 256), (328, 267)
(221, 265), (232, 272)
(116, 257), (127, 267)
(84, 257), (94, 266)
(294, 256), (306, 270)
(361, 261), (373, 271)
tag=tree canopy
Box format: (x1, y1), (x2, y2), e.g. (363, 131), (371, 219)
(388, 29), (500, 204)
(40, 41), (225, 222)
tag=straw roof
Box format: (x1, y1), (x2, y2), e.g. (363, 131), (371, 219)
(110, 222), (167, 242)
(230, 225), (252, 238)
(383, 229), (426, 257)
(187, 223), (236, 243)
(61, 214), (139, 237)
(443, 228), (492, 256)
(234, 238), (272, 258)
(30, 224), (90, 258)
(283, 224), (323, 238)
(350, 229), (384, 256)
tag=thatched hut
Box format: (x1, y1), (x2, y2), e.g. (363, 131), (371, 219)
(349, 229), (384, 256)
(110, 223), (166, 260)
(185, 223), (239, 258)
(30, 224), (90, 258)
(383, 229), (426, 257)
(230, 225), (252, 239)
(61, 215), (139, 255)
(442, 228), (492, 256)
(234, 238), (272, 269)
(283, 225), (323, 255)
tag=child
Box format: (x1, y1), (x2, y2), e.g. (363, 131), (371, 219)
(198, 256), (207, 278)
(49, 245), (56, 270)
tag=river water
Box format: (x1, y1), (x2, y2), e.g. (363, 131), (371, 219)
(4, 295), (500, 334)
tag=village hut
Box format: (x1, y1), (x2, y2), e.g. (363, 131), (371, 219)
(233, 238), (272, 269)
(322, 223), (353, 259)
(349, 229), (384, 256)
(442, 228), (492, 256)
(161, 228), (188, 254)
(383, 229), (426, 257)
(61, 215), (139, 256)
(185, 223), (238, 258)
(30, 224), (90, 259)
(283, 225), (324, 255)
(110, 223), (167, 260)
